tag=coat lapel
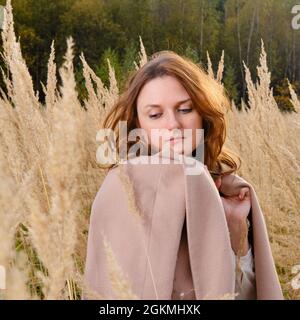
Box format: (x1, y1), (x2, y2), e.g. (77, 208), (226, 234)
(184, 162), (236, 299)
(126, 157), (236, 299)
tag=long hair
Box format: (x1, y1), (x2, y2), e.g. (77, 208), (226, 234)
(101, 50), (241, 178)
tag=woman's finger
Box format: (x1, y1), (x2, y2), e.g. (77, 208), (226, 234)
(239, 187), (250, 200)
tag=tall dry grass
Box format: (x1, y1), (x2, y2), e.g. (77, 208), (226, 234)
(223, 41), (300, 299)
(0, 0), (299, 299)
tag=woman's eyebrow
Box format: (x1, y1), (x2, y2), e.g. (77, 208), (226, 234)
(144, 98), (191, 109)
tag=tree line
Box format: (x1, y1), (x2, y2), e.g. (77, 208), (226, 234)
(0, 0), (299, 110)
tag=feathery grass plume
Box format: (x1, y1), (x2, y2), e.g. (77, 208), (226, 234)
(203, 292), (238, 300)
(104, 58), (119, 112)
(206, 51), (214, 79)
(0, 96), (27, 184)
(79, 53), (115, 174)
(73, 269), (106, 300)
(1, 0), (48, 159)
(287, 79), (300, 113)
(79, 54), (109, 189)
(117, 164), (144, 224)
(1, 0), (49, 172)
(291, 265), (300, 290)
(28, 37), (85, 300)
(0, 0), (49, 299)
(81, 53), (100, 107)
(206, 50), (224, 83)
(80, 53), (106, 116)
(0, 143), (31, 299)
(41, 41), (58, 117)
(217, 292), (238, 300)
(80, 51), (121, 122)
(81, 52), (120, 123)
(1, 0), (17, 65)
(4, 251), (31, 299)
(0, 2), (50, 247)
(133, 35), (148, 70)
(216, 50), (225, 83)
(102, 232), (139, 300)
(77, 52), (113, 279)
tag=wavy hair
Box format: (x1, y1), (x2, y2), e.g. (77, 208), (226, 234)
(101, 50), (241, 178)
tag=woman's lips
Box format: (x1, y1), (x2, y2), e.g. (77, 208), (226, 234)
(168, 137), (185, 143)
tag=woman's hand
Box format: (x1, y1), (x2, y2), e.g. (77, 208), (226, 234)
(215, 177), (251, 257)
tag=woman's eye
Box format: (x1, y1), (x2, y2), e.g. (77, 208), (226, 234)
(178, 108), (192, 113)
(148, 107), (192, 119)
(149, 113), (162, 119)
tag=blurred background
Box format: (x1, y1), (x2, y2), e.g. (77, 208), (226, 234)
(0, 0), (299, 108)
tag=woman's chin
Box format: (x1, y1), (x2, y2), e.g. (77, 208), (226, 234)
(161, 144), (194, 158)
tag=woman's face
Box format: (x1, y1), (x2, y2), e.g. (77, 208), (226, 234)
(136, 75), (203, 156)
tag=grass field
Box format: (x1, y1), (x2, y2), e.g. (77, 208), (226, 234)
(0, 0), (299, 299)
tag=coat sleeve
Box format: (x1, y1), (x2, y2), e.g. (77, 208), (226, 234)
(219, 172), (284, 300)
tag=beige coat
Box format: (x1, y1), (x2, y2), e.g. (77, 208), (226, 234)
(84, 154), (283, 300)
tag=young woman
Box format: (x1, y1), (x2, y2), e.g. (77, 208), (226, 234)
(84, 51), (283, 300)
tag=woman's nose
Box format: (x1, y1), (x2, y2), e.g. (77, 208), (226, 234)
(164, 111), (181, 130)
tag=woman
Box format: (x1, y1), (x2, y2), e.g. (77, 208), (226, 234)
(84, 51), (283, 300)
